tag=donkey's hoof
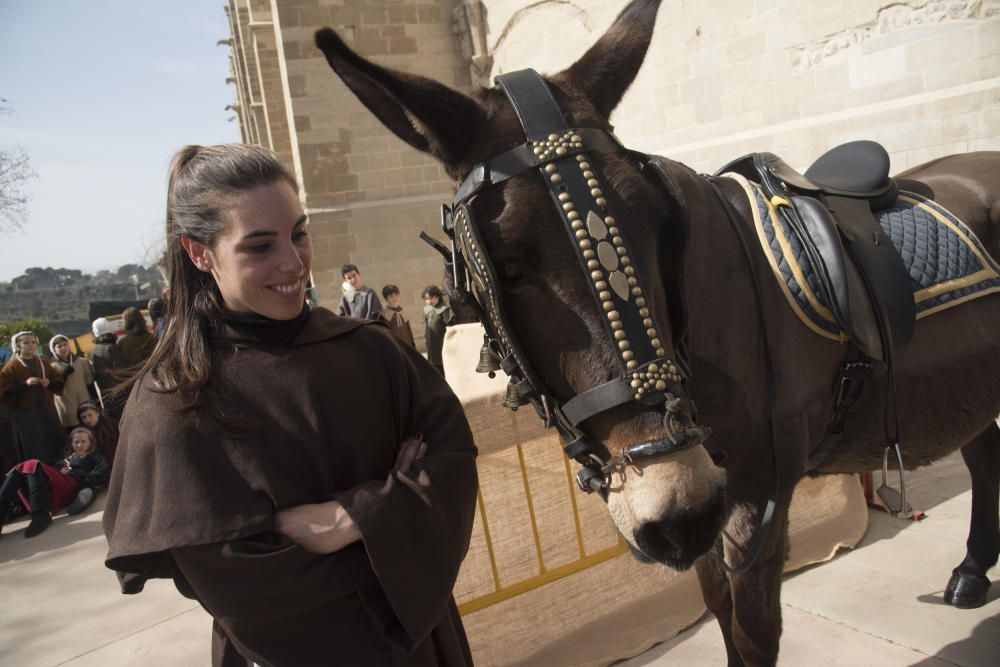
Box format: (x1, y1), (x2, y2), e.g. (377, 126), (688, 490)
(944, 570), (990, 609)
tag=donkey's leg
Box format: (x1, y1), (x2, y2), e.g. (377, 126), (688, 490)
(696, 500), (790, 667)
(695, 542), (742, 666)
(945, 421), (1000, 608)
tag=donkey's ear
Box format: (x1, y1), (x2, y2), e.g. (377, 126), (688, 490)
(560, 0), (662, 118)
(315, 28), (484, 167)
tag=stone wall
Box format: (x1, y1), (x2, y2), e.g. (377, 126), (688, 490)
(481, 0), (1000, 173)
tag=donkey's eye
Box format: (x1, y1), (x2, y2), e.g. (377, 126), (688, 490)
(499, 262), (522, 282)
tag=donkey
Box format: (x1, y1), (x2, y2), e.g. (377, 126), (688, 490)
(314, 0), (1000, 664)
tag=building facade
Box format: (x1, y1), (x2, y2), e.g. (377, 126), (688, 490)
(225, 0), (1000, 336)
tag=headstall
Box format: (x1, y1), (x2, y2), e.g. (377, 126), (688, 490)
(424, 69), (707, 493)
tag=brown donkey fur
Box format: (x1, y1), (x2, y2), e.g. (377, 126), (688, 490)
(314, 1), (1000, 664)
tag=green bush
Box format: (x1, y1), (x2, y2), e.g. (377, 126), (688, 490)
(0, 318), (55, 356)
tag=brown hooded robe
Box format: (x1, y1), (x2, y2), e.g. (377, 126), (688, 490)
(103, 308), (478, 666)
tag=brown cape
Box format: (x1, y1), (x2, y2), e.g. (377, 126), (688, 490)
(103, 308), (478, 666)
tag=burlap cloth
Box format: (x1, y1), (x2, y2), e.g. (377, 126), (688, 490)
(443, 324), (867, 666)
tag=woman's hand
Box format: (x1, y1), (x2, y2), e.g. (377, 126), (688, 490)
(273, 500), (361, 554)
(273, 434), (428, 554)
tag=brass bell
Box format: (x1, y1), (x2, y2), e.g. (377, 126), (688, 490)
(502, 378), (529, 411)
(475, 337), (500, 378)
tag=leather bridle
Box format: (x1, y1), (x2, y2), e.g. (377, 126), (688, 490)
(424, 69), (709, 494)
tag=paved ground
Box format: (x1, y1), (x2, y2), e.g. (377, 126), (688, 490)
(1, 451), (997, 666)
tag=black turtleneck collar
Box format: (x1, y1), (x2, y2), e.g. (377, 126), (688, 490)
(217, 304), (312, 346)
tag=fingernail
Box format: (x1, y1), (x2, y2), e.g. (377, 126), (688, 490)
(419, 442), (428, 455)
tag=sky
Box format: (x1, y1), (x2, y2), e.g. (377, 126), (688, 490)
(0, 1), (240, 282)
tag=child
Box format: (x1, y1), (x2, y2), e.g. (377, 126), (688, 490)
(381, 284), (415, 347)
(77, 400), (119, 465)
(0, 427), (111, 538)
(422, 285), (454, 378)
(49, 334), (95, 428)
(336, 263), (384, 320)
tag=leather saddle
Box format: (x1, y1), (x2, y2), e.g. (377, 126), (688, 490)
(718, 140), (916, 362)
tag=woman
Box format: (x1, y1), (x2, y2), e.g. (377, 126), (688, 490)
(77, 400), (119, 465)
(0, 332), (66, 464)
(116, 307), (155, 368)
(102, 144), (478, 666)
(49, 334), (95, 428)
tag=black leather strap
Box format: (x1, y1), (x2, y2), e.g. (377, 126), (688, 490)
(453, 128), (624, 205)
(562, 378), (636, 427)
(494, 69), (568, 140)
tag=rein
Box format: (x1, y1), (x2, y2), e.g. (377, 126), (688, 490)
(705, 177), (781, 576)
(426, 69), (707, 494)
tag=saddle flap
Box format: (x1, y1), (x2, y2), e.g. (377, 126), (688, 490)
(788, 195), (885, 360)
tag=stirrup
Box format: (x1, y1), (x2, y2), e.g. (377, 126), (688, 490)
(876, 442), (911, 515)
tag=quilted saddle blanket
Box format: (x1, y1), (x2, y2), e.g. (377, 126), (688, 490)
(726, 172), (1000, 341)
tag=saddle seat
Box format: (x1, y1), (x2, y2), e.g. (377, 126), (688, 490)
(718, 140), (915, 362)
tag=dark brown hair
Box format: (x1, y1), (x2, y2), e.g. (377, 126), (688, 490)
(122, 307), (146, 336)
(115, 144), (297, 417)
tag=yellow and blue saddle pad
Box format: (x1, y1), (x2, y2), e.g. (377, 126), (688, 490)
(725, 172), (1000, 341)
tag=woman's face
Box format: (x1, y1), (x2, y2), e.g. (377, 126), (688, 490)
(79, 408), (100, 427)
(54, 340), (70, 359)
(185, 181), (311, 321)
(71, 431), (94, 455)
(16, 335), (37, 357)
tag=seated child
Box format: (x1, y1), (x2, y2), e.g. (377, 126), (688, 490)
(0, 427), (111, 538)
(77, 400), (119, 465)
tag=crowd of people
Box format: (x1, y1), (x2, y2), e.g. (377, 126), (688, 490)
(335, 262), (455, 377)
(0, 306), (160, 538)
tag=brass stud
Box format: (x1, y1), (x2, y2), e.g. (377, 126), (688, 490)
(556, 146), (567, 156)
(583, 249), (596, 259)
(583, 170), (594, 179)
(576, 155), (586, 162)
(656, 380), (667, 391)
(591, 270), (604, 281)
(622, 350), (634, 361)
(619, 340), (630, 351)
(651, 338), (661, 348)
(627, 360), (638, 370)
(562, 203), (575, 212)
(591, 188), (603, 197)
(656, 348), (666, 357)
(558, 192), (571, 202)
(548, 133), (559, 141)
(568, 211), (580, 221)
(615, 330), (627, 341)
(580, 239), (592, 250)
(649, 363), (659, 372)
(571, 134), (582, 142)
(625, 266), (636, 276)
(579, 161), (590, 169)
(588, 259), (601, 270)
(639, 307), (650, 317)
(611, 320), (623, 330)
(617, 246), (627, 256)
(550, 174), (562, 183)
(596, 197), (607, 207)
(575, 229), (588, 239)
(605, 217), (616, 226)
(607, 310), (620, 321)
(621, 257), (632, 266)
(631, 379), (641, 389)
(612, 237), (624, 247)
(603, 300), (615, 312)
(533, 147), (543, 156)
(587, 178), (599, 188)
(646, 328), (657, 337)
(636, 297), (646, 307)
(632, 287), (642, 296)
(599, 290), (611, 301)
(545, 164), (557, 174)
(595, 280), (608, 290)
(628, 277), (638, 286)
(571, 220), (584, 231)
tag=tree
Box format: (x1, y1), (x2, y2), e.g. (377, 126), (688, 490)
(0, 318), (54, 357)
(0, 98), (37, 233)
